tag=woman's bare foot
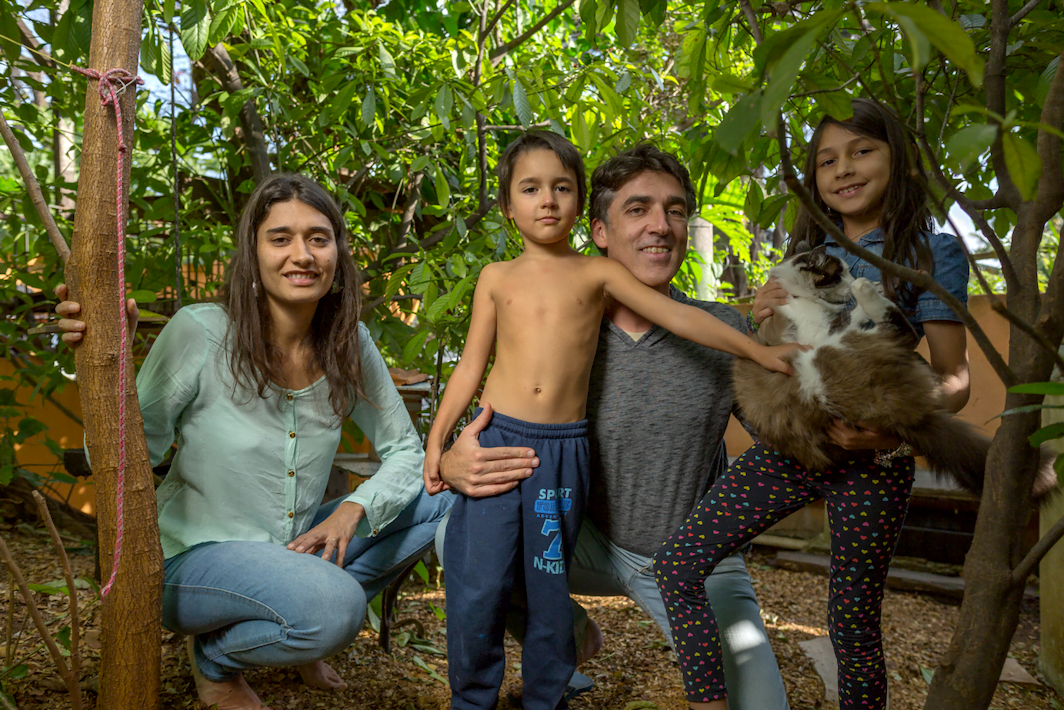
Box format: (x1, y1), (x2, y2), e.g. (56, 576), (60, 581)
(186, 637), (271, 710)
(297, 660), (348, 690)
(577, 618), (604, 666)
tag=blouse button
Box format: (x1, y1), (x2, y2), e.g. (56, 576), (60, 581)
(289, 431), (296, 439)
(372, 528), (379, 535)
(286, 393), (293, 401)
(288, 511), (294, 518)
(287, 470), (295, 477)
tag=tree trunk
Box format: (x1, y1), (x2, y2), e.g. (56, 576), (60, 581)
(66, 0), (163, 706)
(925, 229), (1059, 707)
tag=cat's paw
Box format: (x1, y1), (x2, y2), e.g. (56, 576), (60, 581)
(852, 277), (880, 303)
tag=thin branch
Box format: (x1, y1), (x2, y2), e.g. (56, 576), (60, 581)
(488, 0), (577, 63)
(395, 172), (424, 254)
(989, 300), (1064, 374)
(0, 112), (70, 264)
(204, 43), (270, 184)
(363, 293), (423, 311)
(0, 535), (77, 704)
(480, 0), (518, 42)
(475, 0), (490, 209)
(739, 0), (764, 43)
(1012, 510), (1064, 583)
(32, 492), (81, 702)
(1009, 0), (1043, 27)
(791, 76), (858, 99)
(16, 20), (55, 70)
(484, 121), (550, 131)
(1032, 50), (1064, 224)
(775, 114), (1017, 386)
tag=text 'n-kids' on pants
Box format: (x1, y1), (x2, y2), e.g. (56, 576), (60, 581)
(655, 441), (915, 710)
(443, 409), (590, 710)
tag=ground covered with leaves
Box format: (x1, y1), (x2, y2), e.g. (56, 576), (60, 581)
(1, 524), (1061, 710)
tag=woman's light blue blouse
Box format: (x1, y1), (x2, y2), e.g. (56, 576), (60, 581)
(823, 227), (970, 340)
(140, 303), (425, 560)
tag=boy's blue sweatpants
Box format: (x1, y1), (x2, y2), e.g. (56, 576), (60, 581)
(444, 410), (590, 710)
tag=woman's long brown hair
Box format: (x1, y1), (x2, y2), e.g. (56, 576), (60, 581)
(218, 173), (366, 420)
(787, 98), (933, 311)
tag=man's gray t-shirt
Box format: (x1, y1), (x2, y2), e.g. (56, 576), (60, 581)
(585, 287), (745, 558)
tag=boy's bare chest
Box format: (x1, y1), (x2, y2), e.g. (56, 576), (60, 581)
(492, 266), (605, 322)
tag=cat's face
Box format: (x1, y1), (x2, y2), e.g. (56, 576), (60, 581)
(769, 245), (853, 303)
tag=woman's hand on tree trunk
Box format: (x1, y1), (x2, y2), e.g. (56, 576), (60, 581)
(55, 283), (139, 346)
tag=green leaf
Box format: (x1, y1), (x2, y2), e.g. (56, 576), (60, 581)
(759, 13), (840, 129)
(1001, 132), (1042, 201)
(127, 289), (158, 304)
(715, 92), (761, 155)
(815, 90), (853, 122)
(744, 180), (764, 224)
(179, 0), (211, 61)
(435, 85), (453, 131)
(867, 3), (984, 86)
(1009, 382), (1064, 396)
(435, 169), (451, 207)
(580, 0), (598, 36)
(512, 79), (532, 129)
(27, 582), (68, 596)
(573, 107), (591, 152)
(288, 55), (309, 78)
(920, 665), (935, 684)
(4, 664), (28, 680)
(0, 10), (22, 63)
(378, 43), (396, 79)
(946, 124), (996, 173)
(710, 73), (754, 95)
(402, 329), (430, 363)
(614, 71), (632, 94)
(616, 0), (640, 48)
(209, 3), (242, 45)
(361, 88), (376, 128)
(993, 404), (1064, 421)
(412, 654), (447, 684)
(1029, 422), (1064, 448)
(413, 560), (430, 584)
(164, 0), (175, 23)
(892, 14), (931, 71)
(410, 642), (446, 656)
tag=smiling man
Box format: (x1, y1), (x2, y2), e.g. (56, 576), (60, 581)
(436, 144), (790, 710)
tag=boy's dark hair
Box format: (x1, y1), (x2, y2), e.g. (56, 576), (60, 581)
(496, 130), (587, 215)
(787, 98), (933, 309)
(589, 143), (698, 225)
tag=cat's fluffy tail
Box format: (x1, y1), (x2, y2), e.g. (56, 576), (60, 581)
(900, 412), (1059, 503)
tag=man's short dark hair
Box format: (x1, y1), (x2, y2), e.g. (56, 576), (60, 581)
(496, 130), (587, 216)
(588, 143), (698, 225)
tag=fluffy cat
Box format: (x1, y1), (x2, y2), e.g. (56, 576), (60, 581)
(733, 244), (1058, 501)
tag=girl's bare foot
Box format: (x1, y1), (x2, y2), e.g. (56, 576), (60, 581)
(297, 660), (348, 690)
(186, 637), (272, 710)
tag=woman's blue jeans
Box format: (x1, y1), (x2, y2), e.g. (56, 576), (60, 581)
(162, 490), (453, 681)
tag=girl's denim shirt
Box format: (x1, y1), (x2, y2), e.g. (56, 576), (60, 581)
(823, 227), (970, 341)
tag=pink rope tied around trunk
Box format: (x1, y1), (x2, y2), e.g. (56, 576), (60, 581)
(71, 65), (144, 598)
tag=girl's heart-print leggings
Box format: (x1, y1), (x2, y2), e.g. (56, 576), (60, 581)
(654, 441), (915, 710)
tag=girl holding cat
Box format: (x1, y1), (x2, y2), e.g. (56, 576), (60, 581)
(655, 98), (970, 710)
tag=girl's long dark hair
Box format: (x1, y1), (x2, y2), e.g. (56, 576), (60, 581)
(787, 98), (933, 310)
(219, 173), (366, 420)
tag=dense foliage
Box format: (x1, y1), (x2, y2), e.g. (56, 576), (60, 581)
(0, 0), (1060, 508)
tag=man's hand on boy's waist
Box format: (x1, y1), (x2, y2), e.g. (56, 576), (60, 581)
(437, 402), (539, 497)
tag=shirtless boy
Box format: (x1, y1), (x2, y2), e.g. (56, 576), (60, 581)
(422, 131), (801, 710)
